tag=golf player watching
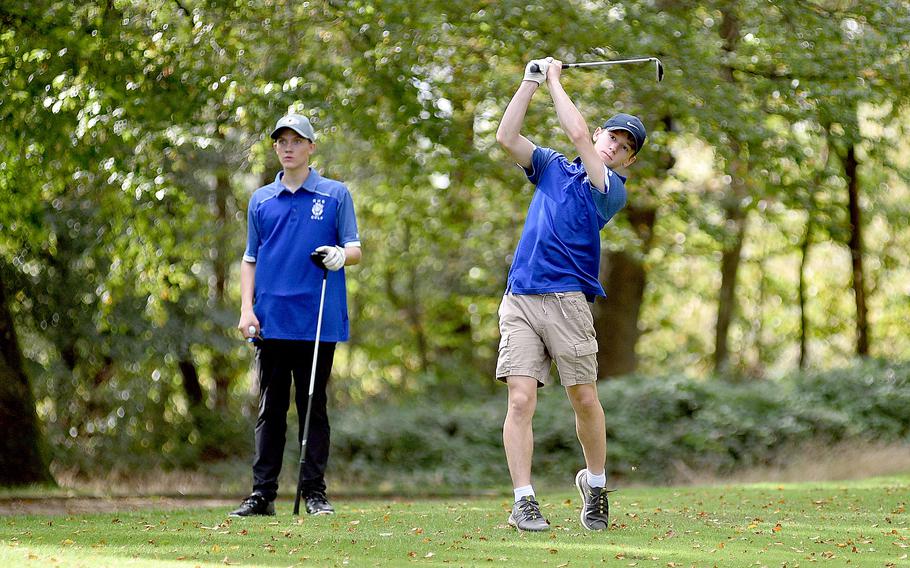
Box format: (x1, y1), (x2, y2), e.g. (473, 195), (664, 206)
(494, 57), (646, 531)
(231, 113), (361, 517)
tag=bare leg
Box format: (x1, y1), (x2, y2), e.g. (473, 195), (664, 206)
(502, 376), (539, 488)
(565, 383), (606, 474)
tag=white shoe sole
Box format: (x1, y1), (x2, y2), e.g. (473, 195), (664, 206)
(508, 513), (550, 531)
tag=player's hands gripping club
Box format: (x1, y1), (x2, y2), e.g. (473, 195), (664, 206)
(523, 58), (550, 85)
(314, 245), (346, 271)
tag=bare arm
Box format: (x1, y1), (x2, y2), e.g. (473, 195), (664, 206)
(495, 80), (538, 170)
(343, 245), (361, 266)
(237, 260), (258, 338)
(546, 61), (606, 191)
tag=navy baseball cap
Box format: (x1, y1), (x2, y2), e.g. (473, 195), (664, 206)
(270, 114), (316, 141)
(602, 113), (646, 155)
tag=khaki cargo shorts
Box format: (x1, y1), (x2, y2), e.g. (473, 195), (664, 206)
(495, 292), (599, 387)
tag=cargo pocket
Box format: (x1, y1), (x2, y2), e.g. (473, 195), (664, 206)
(573, 338), (599, 383)
(495, 333), (511, 380)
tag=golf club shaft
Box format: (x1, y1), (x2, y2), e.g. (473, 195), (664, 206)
(530, 57), (663, 81)
(565, 57), (655, 68)
(293, 269), (329, 515)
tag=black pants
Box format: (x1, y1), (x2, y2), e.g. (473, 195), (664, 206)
(251, 339), (336, 502)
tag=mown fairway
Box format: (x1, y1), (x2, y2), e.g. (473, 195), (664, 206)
(1, 475), (908, 567)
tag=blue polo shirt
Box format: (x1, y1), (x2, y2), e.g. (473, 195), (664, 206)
(243, 169), (360, 341)
(506, 146), (627, 300)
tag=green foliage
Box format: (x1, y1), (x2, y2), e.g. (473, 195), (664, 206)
(330, 360), (910, 486)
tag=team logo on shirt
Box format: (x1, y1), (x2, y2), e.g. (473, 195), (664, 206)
(311, 198), (325, 220)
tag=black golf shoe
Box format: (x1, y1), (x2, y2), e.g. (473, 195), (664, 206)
(229, 494), (275, 517)
(304, 491), (335, 515)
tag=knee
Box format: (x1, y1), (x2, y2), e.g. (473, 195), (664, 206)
(507, 391), (536, 419)
(569, 389), (602, 414)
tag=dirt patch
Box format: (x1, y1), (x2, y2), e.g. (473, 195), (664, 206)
(0, 497), (236, 517)
(672, 442), (910, 485)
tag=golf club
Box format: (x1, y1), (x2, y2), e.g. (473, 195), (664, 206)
(531, 56), (664, 82)
(292, 250), (330, 516)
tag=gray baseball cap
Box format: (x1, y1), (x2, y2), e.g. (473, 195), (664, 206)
(270, 114), (316, 141)
(602, 113), (646, 155)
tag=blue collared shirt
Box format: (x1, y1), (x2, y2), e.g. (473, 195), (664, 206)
(506, 146), (627, 300)
(243, 169), (360, 341)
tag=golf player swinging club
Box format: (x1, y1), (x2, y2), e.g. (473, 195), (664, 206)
(495, 56), (648, 531)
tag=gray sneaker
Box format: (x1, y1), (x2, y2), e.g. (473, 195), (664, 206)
(575, 469), (610, 530)
(508, 495), (550, 531)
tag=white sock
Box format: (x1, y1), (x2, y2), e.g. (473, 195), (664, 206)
(513, 485), (535, 502)
(587, 470), (607, 488)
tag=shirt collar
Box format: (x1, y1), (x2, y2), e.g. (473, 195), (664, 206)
(273, 168), (322, 194)
(572, 156), (628, 184)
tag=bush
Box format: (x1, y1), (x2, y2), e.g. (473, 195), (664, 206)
(329, 359), (910, 487)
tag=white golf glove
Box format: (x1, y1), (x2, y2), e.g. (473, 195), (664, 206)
(523, 59), (549, 85)
(315, 245), (346, 271)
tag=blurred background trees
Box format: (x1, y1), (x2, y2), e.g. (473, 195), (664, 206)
(1, 0), (908, 486)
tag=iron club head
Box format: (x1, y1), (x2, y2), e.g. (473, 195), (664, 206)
(653, 58), (664, 82)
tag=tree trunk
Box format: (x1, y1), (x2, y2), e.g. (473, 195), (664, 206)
(798, 217), (812, 370)
(594, 206), (656, 377)
(844, 145), (869, 356)
(179, 358), (205, 408)
(212, 170), (232, 410)
(714, 204), (747, 373)
(713, 2), (749, 375)
(0, 272), (54, 486)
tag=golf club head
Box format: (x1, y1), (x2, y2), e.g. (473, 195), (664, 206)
(654, 58), (664, 82)
(310, 250), (328, 269)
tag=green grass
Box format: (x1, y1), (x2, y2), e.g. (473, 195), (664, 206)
(1, 476), (908, 567)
